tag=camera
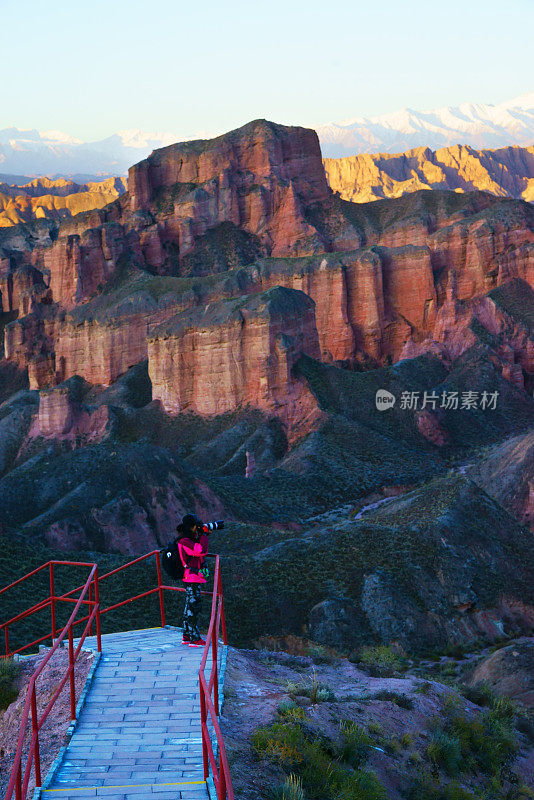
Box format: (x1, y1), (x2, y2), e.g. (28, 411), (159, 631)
(202, 520), (224, 533)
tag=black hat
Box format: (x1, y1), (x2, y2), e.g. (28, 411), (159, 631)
(180, 514), (201, 532)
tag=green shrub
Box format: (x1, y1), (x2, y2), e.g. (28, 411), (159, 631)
(415, 681), (432, 695)
(401, 733), (413, 748)
(251, 721), (306, 765)
(338, 769), (388, 800)
(357, 644), (407, 674)
(285, 672), (335, 704)
(0, 658), (21, 710)
(427, 731), (463, 776)
(270, 774), (305, 800)
(373, 689), (414, 709)
(460, 682), (495, 708)
(278, 701), (308, 722)
(285, 680), (302, 696)
(337, 721), (372, 769)
(316, 686), (335, 703)
(406, 751), (423, 766)
(407, 776), (477, 800)
(491, 696), (516, 721)
(385, 737), (403, 755)
(251, 718), (387, 800)
(367, 721), (383, 737)
(427, 698), (519, 779)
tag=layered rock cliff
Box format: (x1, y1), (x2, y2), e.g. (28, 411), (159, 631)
(1, 120), (534, 427)
(324, 144), (534, 204)
(148, 286), (320, 429)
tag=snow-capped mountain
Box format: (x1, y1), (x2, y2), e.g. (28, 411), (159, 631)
(1, 92), (533, 177)
(0, 128), (185, 179)
(315, 92), (534, 157)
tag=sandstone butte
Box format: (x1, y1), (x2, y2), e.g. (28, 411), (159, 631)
(324, 144), (534, 204)
(0, 176), (126, 228)
(0, 118), (533, 440)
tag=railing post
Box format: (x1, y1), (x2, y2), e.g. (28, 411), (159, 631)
(219, 755), (227, 800)
(217, 568), (228, 645)
(15, 759), (21, 800)
(199, 683), (209, 780)
(31, 685), (42, 786)
(155, 551), (166, 628)
(68, 626), (76, 720)
(49, 562), (57, 642)
(88, 582), (94, 637)
(212, 620), (219, 716)
(93, 566), (102, 653)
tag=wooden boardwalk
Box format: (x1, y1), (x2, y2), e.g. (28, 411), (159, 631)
(40, 628), (212, 800)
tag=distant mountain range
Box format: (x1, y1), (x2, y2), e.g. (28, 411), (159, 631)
(0, 128), (180, 180)
(324, 144), (534, 204)
(0, 176), (126, 228)
(1, 92), (533, 178)
(316, 92), (534, 157)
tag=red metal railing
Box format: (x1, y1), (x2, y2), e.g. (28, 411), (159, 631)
(2, 563), (101, 800)
(199, 556), (234, 800)
(0, 550), (234, 800)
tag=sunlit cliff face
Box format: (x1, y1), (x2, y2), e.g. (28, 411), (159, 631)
(324, 144), (534, 204)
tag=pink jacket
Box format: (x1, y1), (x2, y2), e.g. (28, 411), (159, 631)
(178, 534), (209, 584)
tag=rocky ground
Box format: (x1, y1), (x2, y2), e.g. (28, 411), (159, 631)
(220, 639), (534, 799)
(0, 647), (94, 797)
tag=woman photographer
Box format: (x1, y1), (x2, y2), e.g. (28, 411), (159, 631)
(177, 514), (210, 647)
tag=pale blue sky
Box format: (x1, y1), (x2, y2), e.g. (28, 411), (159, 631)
(1, 0), (532, 140)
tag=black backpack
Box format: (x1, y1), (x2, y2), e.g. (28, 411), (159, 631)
(160, 538), (185, 580)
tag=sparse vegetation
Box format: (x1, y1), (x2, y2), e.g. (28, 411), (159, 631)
(372, 689), (414, 709)
(285, 672), (335, 704)
(337, 721), (372, 769)
(354, 645), (408, 676)
(427, 695), (519, 779)
(277, 701), (308, 722)
(0, 658), (21, 710)
(251, 717), (387, 800)
(270, 774), (305, 800)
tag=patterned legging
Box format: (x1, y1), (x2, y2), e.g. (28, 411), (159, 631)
(182, 584), (202, 639)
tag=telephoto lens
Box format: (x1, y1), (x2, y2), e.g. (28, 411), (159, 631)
(202, 520), (225, 532)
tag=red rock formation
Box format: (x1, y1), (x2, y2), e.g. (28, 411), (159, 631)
(0, 261), (48, 315)
(250, 257), (354, 362)
(401, 278), (534, 387)
(245, 451), (256, 478)
(33, 377), (113, 442)
(2, 120), (534, 427)
(416, 410), (449, 447)
(148, 286), (320, 428)
(128, 119), (332, 259)
(45, 223), (131, 308)
(4, 306), (59, 379)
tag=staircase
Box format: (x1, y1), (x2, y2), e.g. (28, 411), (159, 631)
(1, 552), (234, 800)
(42, 627), (214, 800)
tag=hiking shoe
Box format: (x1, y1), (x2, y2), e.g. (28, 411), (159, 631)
(181, 634), (191, 644)
(188, 638), (206, 647)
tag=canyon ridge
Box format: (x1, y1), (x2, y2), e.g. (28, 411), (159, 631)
(0, 118), (533, 656)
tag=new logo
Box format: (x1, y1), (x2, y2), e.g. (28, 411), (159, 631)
(375, 389), (396, 411)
